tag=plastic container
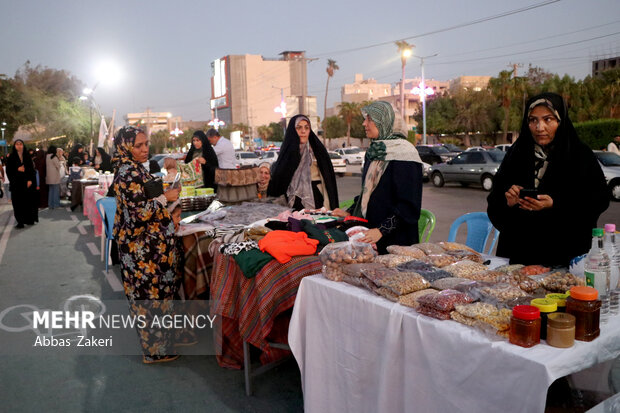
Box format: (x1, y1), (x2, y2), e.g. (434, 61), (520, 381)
(566, 286), (601, 342)
(509, 305), (541, 348)
(530, 298), (557, 340)
(603, 224), (620, 315)
(546, 313), (576, 348)
(546, 293), (569, 312)
(584, 228), (610, 322)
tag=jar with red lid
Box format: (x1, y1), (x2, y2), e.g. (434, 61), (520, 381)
(566, 286), (600, 341)
(509, 305), (541, 348)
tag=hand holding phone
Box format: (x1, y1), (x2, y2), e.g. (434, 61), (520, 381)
(519, 189), (539, 199)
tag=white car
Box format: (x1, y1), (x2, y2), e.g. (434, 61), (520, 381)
(495, 144), (512, 152)
(234, 151), (260, 167)
(329, 152), (346, 175)
(594, 150), (620, 201)
(260, 150), (279, 164)
(464, 146), (487, 152)
(335, 147), (364, 165)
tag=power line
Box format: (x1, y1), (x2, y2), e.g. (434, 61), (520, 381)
(311, 0), (562, 57)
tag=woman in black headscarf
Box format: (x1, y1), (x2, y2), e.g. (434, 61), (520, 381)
(184, 130), (218, 189)
(268, 115), (338, 210)
(5, 139), (37, 228)
(487, 92), (609, 267)
(93, 147), (113, 172)
(68, 143), (84, 166)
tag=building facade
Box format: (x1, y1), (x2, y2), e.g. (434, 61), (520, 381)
(210, 51), (318, 136)
(125, 111), (181, 135)
(592, 56), (619, 77)
(448, 76), (491, 92)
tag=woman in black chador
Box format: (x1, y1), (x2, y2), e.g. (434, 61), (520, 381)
(5, 139), (37, 228)
(487, 92), (609, 266)
(268, 115), (338, 210)
(184, 130), (219, 189)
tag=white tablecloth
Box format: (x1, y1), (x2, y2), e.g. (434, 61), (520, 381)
(288, 275), (620, 413)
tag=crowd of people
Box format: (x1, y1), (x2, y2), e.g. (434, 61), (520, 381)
(0, 94), (613, 364)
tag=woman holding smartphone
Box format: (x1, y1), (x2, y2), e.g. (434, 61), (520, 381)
(487, 92), (608, 266)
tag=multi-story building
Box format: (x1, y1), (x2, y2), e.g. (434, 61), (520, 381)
(592, 56), (619, 77)
(448, 76), (491, 92)
(125, 110), (181, 134)
(341, 74), (393, 104)
(210, 51), (318, 136)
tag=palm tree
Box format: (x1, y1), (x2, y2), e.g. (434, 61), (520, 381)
(338, 102), (360, 147)
(257, 125), (273, 142)
(323, 59), (339, 144)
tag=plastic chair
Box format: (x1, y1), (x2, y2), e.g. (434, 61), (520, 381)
(339, 199), (354, 210)
(447, 212), (499, 255)
(418, 209), (436, 243)
(96, 197), (117, 272)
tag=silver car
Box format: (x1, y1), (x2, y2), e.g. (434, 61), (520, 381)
(430, 150), (505, 191)
(594, 151), (620, 201)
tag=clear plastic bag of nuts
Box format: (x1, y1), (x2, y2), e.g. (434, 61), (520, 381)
(319, 241), (378, 274)
(386, 245), (426, 259)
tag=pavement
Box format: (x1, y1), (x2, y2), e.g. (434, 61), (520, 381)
(0, 182), (618, 412)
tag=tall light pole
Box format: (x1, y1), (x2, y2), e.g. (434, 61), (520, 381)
(411, 54), (438, 145)
(273, 86), (287, 135)
(396, 41), (414, 122)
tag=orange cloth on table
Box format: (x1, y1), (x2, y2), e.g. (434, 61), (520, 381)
(258, 230), (319, 264)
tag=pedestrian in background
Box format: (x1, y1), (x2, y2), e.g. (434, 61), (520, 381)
(206, 128), (236, 169)
(185, 130), (218, 188)
(93, 147), (113, 172)
(45, 145), (62, 209)
(33, 148), (47, 210)
(5, 139), (36, 228)
(607, 135), (620, 155)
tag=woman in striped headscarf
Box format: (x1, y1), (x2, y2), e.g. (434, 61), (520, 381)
(333, 101), (423, 254)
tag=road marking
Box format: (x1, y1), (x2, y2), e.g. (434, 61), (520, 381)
(66, 207), (71, 212)
(103, 269), (123, 292)
(0, 214), (15, 265)
(86, 242), (100, 256)
(70, 215), (79, 223)
(77, 223), (87, 235)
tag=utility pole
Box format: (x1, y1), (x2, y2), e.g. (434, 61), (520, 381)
(299, 55), (318, 115)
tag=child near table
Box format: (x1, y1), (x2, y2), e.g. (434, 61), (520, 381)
(163, 157), (178, 182)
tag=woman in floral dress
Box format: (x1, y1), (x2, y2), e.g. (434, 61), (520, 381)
(111, 126), (181, 364)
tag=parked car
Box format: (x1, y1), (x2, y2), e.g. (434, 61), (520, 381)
(495, 144), (512, 152)
(416, 145), (458, 165)
(422, 161), (431, 182)
(260, 150), (279, 164)
(335, 147), (364, 165)
(594, 150), (620, 201)
(234, 151), (260, 167)
(464, 146), (487, 152)
(153, 153), (186, 170)
(430, 150), (506, 191)
(441, 143), (463, 153)
(328, 152), (347, 175)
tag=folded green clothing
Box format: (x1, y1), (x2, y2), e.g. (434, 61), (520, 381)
(233, 248), (275, 278)
(301, 219), (348, 246)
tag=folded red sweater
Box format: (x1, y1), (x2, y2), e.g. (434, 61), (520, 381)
(258, 230), (319, 263)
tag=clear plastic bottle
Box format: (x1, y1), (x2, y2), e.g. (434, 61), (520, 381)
(585, 228), (610, 322)
(603, 224), (620, 315)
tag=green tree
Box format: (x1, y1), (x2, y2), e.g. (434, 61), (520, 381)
(322, 116), (346, 140)
(338, 102), (360, 146)
(257, 124), (273, 141)
(268, 122), (284, 142)
(323, 59), (339, 142)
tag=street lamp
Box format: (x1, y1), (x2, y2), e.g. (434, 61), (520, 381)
(396, 41), (414, 122)
(170, 121), (183, 150)
(208, 118), (225, 130)
(411, 54), (438, 145)
(1, 121), (6, 155)
(273, 86), (287, 135)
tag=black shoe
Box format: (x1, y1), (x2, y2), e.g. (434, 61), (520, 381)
(70, 205), (78, 212)
(15, 224), (24, 229)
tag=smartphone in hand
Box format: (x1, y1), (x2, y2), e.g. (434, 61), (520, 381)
(170, 173), (182, 190)
(519, 189), (539, 199)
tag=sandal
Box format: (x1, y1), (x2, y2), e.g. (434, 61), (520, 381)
(142, 354), (180, 364)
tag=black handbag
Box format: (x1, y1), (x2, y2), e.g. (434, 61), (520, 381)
(143, 178), (164, 199)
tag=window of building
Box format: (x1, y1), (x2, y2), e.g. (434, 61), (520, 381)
(369, 89), (373, 95)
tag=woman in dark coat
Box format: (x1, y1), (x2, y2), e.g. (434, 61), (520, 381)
(268, 115), (338, 210)
(68, 143), (84, 166)
(487, 92), (609, 267)
(332, 101), (423, 254)
(93, 147), (113, 172)
(5, 140), (37, 228)
(184, 130), (218, 188)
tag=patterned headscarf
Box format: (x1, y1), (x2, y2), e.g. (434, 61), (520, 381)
(353, 101), (421, 218)
(113, 126), (144, 161)
(527, 97), (561, 188)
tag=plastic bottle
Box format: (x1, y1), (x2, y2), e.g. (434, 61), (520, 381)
(584, 228), (610, 322)
(603, 224), (620, 315)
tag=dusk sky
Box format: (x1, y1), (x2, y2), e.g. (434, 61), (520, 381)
(1, 0), (619, 123)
